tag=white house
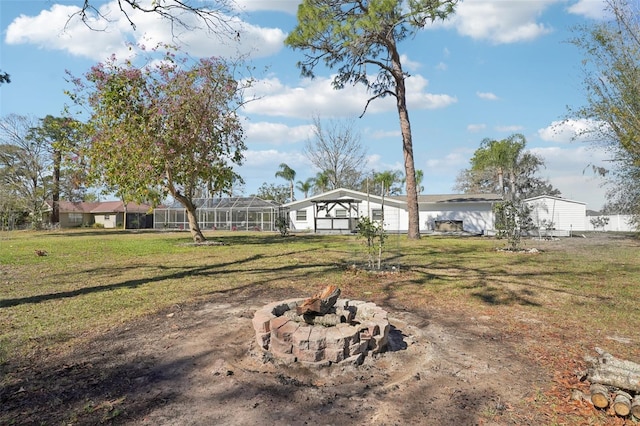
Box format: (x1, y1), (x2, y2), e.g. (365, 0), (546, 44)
(283, 188), (502, 235)
(525, 195), (587, 232)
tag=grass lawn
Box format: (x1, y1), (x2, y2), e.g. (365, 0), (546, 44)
(1, 228), (639, 424)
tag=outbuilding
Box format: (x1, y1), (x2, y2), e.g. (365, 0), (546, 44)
(525, 195), (587, 232)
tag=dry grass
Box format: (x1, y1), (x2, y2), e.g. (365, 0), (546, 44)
(2, 229), (640, 424)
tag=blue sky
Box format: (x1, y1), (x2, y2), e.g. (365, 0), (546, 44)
(0, 0), (612, 209)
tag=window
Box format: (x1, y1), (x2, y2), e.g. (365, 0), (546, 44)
(68, 213), (83, 224)
(104, 214), (110, 220)
(296, 210), (307, 221)
(335, 209), (347, 218)
(372, 209), (383, 221)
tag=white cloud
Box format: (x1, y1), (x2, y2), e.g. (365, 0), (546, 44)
(476, 91), (498, 101)
(435, 62), (448, 71)
(244, 74), (457, 119)
(530, 145), (610, 208)
(537, 118), (605, 143)
(567, 0), (609, 20)
(366, 154), (403, 173)
(400, 53), (421, 72)
(447, 0), (557, 44)
(244, 121), (314, 145)
(234, 0), (301, 14)
(467, 124), (486, 133)
(5, 1), (286, 61)
(425, 150), (469, 170)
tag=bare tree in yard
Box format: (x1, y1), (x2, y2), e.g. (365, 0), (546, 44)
(285, 0), (459, 239)
(68, 47), (250, 242)
(304, 116), (368, 191)
(0, 114), (49, 227)
(569, 0), (640, 224)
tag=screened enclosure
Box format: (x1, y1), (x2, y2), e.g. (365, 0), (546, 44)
(153, 196), (284, 232)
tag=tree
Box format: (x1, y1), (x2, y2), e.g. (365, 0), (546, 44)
(455, 133), (559, 201)
(275, 163), (296, 202)
(303, 116), (367, 191)
(255, 182), (290, 204)
(0, 114), (49, 227)
(569, 0), (640, 221)
(372, 170), (404, 196)
(415, 169), (424, 194)
(285, 0), (459, 239)
(27, 116), (86, 223)
(312, 171), (332, 194)
(296, 177), (314, 198)
(68, 46), (249, 242)
(0, 71), (9, 85)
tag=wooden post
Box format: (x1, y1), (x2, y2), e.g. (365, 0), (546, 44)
(589, 383), (611, 409)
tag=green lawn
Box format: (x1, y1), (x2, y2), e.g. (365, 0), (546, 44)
(1, 228), (639, 386)
(2, 228), (640, 425)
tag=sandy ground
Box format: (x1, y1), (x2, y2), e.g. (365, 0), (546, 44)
(1, 283), (548, 425)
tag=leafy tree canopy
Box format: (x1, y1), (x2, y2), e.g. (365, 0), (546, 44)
(68, 45), (250, 242)
(455, 133), (560, 201)
(285, 0), (459, 239)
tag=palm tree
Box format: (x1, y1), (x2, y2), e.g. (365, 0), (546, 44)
(373, 170), (404, 196)
(313, 171), (331, 194)
(296, 177), (314, 199)
(470, 134), (526, 201)
(275, 163), (296, 202)
(415, 169), (424, 194)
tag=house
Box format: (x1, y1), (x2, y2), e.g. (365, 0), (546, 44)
(44, 201), (153, 229)
(524, 195), (587, 233)
(283, 188), (502, 235)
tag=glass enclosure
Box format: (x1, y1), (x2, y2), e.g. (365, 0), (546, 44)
(153, 196), (283, 232)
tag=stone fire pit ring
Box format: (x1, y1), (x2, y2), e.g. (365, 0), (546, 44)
(252, 298), (390, 367)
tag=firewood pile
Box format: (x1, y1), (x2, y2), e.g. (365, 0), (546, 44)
(582, 347), (640, 418)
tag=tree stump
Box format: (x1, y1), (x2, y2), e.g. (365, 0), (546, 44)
(589, 383), (611, 409)
(296, 285), (340, 315)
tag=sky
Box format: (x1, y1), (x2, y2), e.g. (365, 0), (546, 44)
(0, 0), (614, 210)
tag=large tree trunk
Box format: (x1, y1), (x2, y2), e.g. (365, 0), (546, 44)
(392, 53), (420, 239)
(172, 191), (206, 243)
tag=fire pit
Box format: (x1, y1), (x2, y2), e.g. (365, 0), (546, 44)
(252, 286), (390, 366)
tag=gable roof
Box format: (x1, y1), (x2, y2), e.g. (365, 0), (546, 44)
(284, 188), (502, 209)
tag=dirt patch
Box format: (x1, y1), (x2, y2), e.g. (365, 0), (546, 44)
(1, 284), (547, 425)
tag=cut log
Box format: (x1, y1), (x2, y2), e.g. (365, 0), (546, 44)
(589, 383), (611, 409)
(613, 390), (632, 417)
(584, 347), (640, 393)
(296, 285), (340, 315)
(631, 395), (640, 418)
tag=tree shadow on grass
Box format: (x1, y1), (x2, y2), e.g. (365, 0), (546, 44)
(0, 246), (338, 309)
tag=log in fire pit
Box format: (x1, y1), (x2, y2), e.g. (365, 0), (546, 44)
(252, 285), (390, 366)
